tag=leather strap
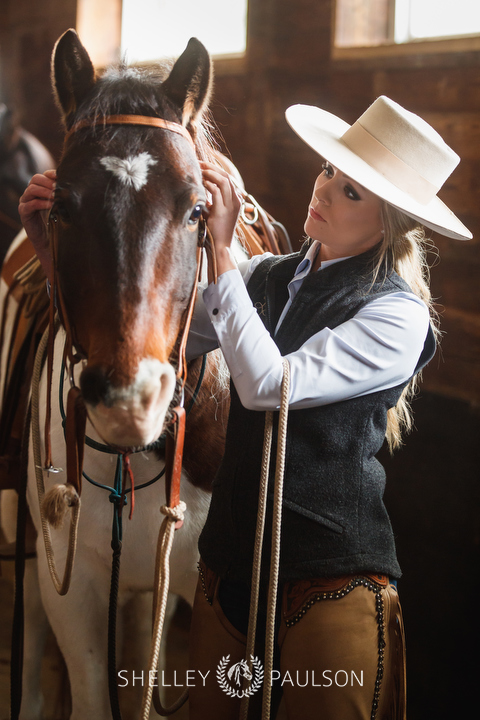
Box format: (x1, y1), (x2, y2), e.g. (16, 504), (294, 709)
(65, 386), (87, 496)
(164, 406), (186, 528)
(44, 215), (83, 473)
(64, 114), (195, 150)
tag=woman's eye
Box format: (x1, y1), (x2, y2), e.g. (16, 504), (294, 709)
(322, 162), (333, 178)
(188, 203), (203, 225)
(345, 186), (360, 201)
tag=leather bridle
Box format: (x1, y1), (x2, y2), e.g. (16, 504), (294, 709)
(64, 114), (196, 150)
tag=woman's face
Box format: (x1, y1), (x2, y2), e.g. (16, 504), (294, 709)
(304, 162), (384, 262)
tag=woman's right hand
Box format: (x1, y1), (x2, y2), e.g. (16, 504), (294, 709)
(200, 161), (242, 279)
(18, 169), (56, 281)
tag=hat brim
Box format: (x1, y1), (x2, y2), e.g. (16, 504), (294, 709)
(286, 104), (472, 241)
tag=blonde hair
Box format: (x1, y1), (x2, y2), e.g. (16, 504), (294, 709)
(373, 203), (439, 452)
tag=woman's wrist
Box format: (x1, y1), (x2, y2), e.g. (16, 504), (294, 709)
(214, 245), (237, 277)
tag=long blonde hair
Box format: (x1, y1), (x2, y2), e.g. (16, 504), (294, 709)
(373, 203), (439, 452)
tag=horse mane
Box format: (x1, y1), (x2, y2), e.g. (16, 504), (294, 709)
(67, 61), (221, 163)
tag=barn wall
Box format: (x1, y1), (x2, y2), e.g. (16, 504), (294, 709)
(0, 2), (479, 718)
(0, 0), (77, 159)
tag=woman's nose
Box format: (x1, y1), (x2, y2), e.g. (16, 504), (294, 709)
(314, 182), (330, 205)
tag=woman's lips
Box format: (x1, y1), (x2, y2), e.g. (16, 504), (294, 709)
(309, 206), (326, 222)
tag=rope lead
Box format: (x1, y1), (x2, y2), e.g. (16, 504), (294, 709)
(240, 359), (290, 720)
(140, 500), (188, 719)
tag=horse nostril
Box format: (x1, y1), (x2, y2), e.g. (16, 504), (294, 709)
(80, 365), (110, 407)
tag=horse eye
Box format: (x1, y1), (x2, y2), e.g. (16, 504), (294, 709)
(188, 204), (203, 225)
(52, 201), (71, 223)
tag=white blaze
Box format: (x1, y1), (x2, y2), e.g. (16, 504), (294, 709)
(100, 152), (157, 191)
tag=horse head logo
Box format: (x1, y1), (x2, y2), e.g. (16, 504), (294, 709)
(217, 654), (263, 698)
(227, 659), (253, 687)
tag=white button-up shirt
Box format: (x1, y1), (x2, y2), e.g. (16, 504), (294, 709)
(186, 241), (430, 412)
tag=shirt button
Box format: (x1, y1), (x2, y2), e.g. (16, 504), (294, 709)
(212, 308), (219, 316)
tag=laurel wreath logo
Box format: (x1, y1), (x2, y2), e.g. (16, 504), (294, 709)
(216, 654), (264, 698)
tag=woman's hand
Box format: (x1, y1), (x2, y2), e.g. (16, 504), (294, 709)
(201, 161), (242, 277)
(18, 169), (56, 281)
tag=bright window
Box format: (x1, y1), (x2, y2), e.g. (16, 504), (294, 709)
(335, 0), (480, 48)
(395, 0), (480, 43)
(121, 0), (248, 62)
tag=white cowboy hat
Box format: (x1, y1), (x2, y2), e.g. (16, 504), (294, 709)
(285, 96), (472, 240)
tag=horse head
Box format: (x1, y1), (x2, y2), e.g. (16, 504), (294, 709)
(50, 29), (213, 450)
(227, 659), (253, 686)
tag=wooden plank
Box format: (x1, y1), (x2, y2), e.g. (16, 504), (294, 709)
(422, 113), (480, 161)
(423, 306), (480, 404)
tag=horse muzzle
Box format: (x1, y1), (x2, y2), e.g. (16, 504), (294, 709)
(80, 358), (176, 448)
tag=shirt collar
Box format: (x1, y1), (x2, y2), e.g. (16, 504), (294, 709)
(294, 241), (353, 278)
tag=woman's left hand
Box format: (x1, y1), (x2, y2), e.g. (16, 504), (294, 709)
(201, 161), (242, 276)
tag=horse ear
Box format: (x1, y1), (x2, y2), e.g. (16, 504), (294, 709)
(51, 29), (96, 127)
(162, 37), (212, 129)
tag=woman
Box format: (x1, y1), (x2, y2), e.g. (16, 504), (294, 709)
(19, 96), (471, 720)
(184, 96), (471, 720)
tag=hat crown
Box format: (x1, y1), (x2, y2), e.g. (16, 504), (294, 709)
(353, 96), (459, 188)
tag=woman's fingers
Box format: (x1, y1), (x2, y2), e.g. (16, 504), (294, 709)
(201, 163), (242, 214)
(19, 173), (55, 221)
(23, 171), (56, 193)
(17, 171), (57, 281)
(200, 162), (242, 255)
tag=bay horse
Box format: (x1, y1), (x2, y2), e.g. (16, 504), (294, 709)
(0, 104), (55, 265)
(1, 29), (232, 720)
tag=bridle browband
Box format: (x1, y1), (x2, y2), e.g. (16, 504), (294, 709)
(64, 114), (196, 150)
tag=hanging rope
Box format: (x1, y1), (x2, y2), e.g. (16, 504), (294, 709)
(140, 500), (187, 719)
(240, 358), (290, 720)
(31, 319), (80, 595)
(262, 359), (290, 718)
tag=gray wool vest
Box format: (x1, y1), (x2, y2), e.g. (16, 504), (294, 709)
(198, 243), (436, 584)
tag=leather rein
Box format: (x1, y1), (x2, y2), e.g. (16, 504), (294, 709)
(45, 113), (212, 524)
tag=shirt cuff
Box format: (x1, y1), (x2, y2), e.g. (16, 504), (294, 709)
(202, 268), (254, 321)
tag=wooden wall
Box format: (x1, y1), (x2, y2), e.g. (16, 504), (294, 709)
(0, 0), (77, 159)
(1, 2), (479, 718)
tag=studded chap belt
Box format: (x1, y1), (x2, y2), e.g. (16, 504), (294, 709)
(198, 560), (389, 624)
(282, 573), (390, 627)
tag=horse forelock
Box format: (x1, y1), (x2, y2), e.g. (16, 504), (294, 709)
(73, 62), (173, 123)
